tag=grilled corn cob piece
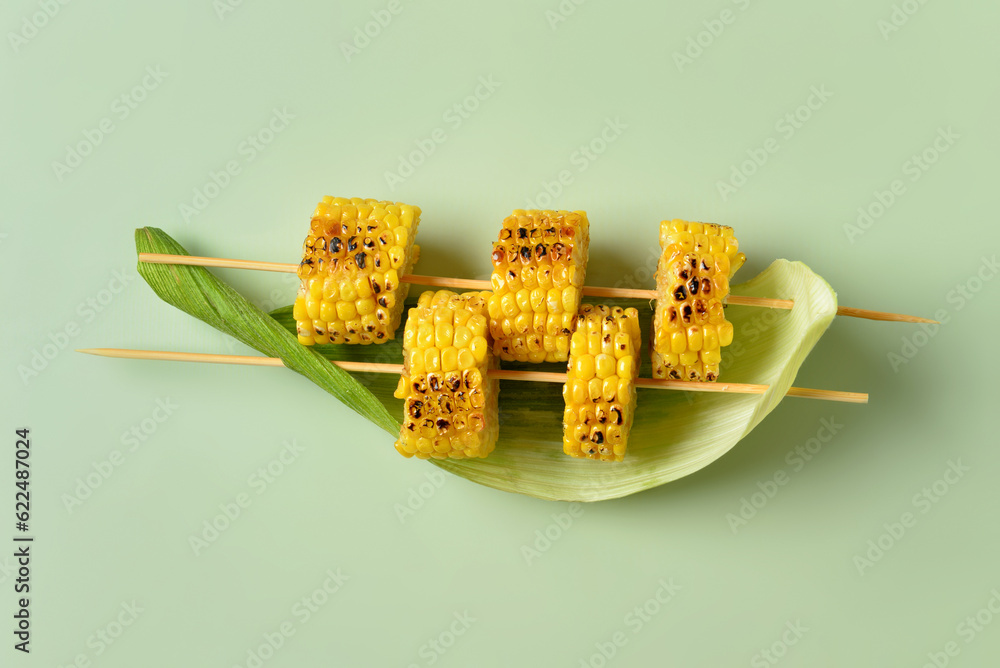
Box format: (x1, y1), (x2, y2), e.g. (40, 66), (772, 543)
(486, 210), (590, 363)
(562, 305), (641, 462)
(393, 290), (499, 459)
(651, 220), (745, 381)
(293, 196), (421, 345)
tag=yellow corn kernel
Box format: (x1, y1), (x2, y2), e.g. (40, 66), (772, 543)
(434, 322), (454, 348)
(601, 378), (618, 403)
(513, 312), (533, 335)
(336, 301), (357, 321)
(293, 298), (308, 321)
(470, 336), (488, 363)
(356, 298), (376, 316)
(441, 347), (459, 372)
(686, 325), (703, 351)
(574, 355), (596, 380)
(306, 297), (321, 320)
(339, 280), (357, 302)
(424, 347), (441, 372)
(457, 348), (476, 370)
(718, 321), (734, 346)
(468, 314), (488, 337)
(595, 354), (616, 379)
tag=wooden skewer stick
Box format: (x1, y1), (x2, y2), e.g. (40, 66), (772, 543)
(137, 253), (938, 324)
(77, 348), (869, 404)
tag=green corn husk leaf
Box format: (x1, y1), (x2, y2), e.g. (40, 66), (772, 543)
(267, 261), (838, 502)
(134, 227), (399, 435)
(136, 227), (837, 502)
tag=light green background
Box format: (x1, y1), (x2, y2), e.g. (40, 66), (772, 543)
(3, 0), (999, 666)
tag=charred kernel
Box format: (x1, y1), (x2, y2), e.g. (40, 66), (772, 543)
(674, 285), (687, 301)
(610, 406), (623, 425)
(688, 277), (700, 295)
(347, 236), (358, 252)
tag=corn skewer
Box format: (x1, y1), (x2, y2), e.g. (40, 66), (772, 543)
(136, 253), (936, 324)
(76, 348), (869, 404)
